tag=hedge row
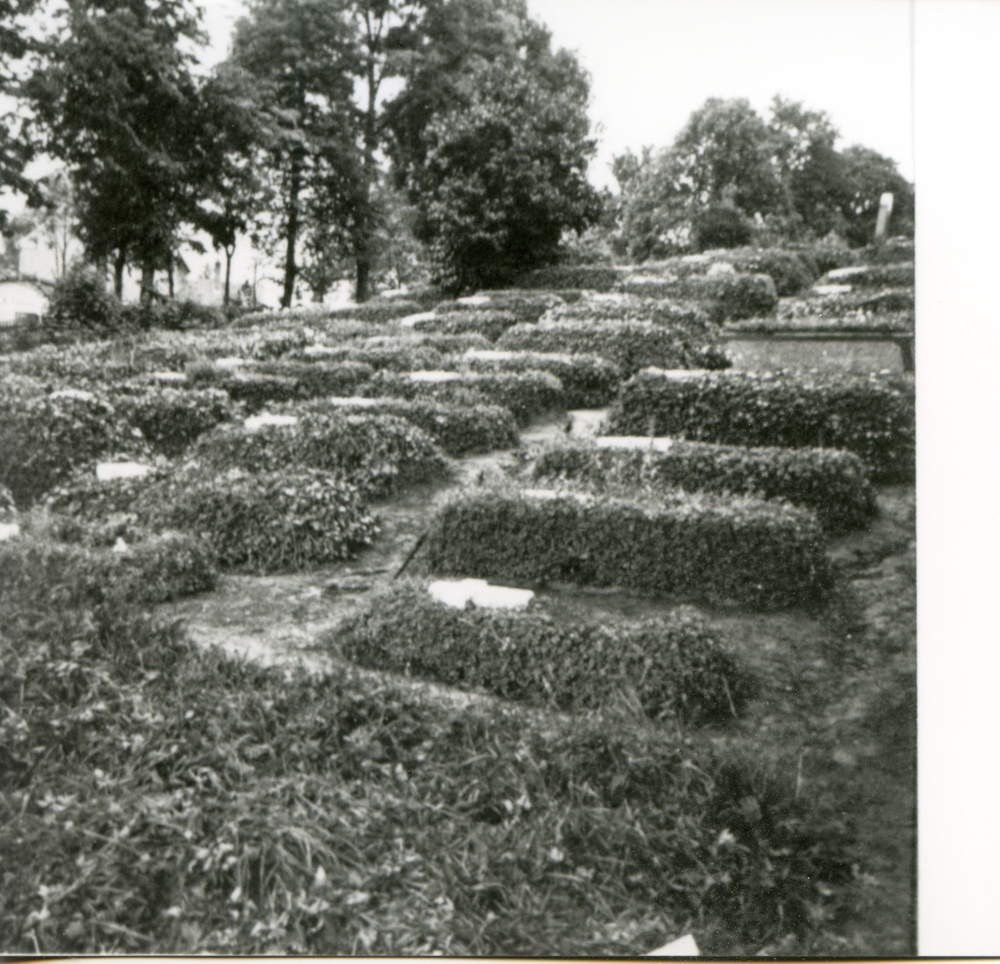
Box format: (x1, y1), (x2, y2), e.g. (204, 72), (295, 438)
(45, 467), (168, 522)
(135, 467), (378, 574)
(820, 263), (914, 288)
(639, 249), (820, 296)
(246, 300), (423, 327)
(413, 309), (520, 343)
(362, 331), (492, 354)
(338, 582), (751, 721)
(110, 386), (237, 456)
(543, 296), (713, 333)
(497, 320), (729, 377)
(725, 311), (914, 334)
(464, 351), (622, 408)
(192, 412), (450, 498)
(781, 289), (914, 319)
(360, 370), (564, 425)
(297, 343), (448, 372)
(0, 530), (217, 610)
(514, 265), (628, 292)
(433, 292), (564, 324)
(616, 274), (779, 322)
(290, 397), (519, 456)
(532, 439), (877, 531)
(194, 361), (375, 411)
(424, 489), (831, 610)
(607, 369), (915, 483)
(0, 387), (149, 507)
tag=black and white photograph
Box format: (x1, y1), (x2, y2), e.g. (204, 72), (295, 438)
(0, 0), (990, 957)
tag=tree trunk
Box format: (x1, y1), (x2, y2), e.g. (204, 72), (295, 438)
(224, 245), (234, 307)
(354, 54), (380, 305)
(281, 148), (304, 309)
(113, 251), (126, 300)
(356, 254), (371, 305)
(140, 261), (156, 305)
(168, 260), (175, 299)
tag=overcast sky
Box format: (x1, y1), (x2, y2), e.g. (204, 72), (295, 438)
(201, 0), (915, 191)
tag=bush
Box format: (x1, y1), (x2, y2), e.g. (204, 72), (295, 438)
(5, 341), (146, 383)
(691, 205), (754, 251)
(607, 369), (915, 483)
(361, 370), (564, 425)
(514, 265), (628, 291)
(292, 397), (519, 456)
(249, 360), (375, 397)
(821, 263), (914, 288)
(778, 289), (914, 321)
(0, 530), (217, 609)
(120, 299), (227, 332)
(321, 299), (423, 323)
(111, 386), (236, 456)
(725, 311), (914, 334)
(0, 387), (149, 507)
(544, 296), (713, 333)
(425, 488), (831, 609)
(533, 439), (877, 531)
(789, 237), (857, 275)
(362, 332), (492, 354)
(864, 238), (914, 264)
(413, 309), (520, 343)
(135, 467), (378, 573)
(299, 344), (447, 372)
(338, 582), (751, 721)
(618, 274), (778, 323)
(191, 413), (449, 498)
(45, 465), (169, 522)
(464, 351), (623, 408)
(44, 263), (124, 336)
(741, 250), (818, 296)
(434, 292), (564, 324)
(216, 372), (301, 412)
(497, 320), (726, 377)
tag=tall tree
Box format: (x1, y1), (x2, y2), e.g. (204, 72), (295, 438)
(385, 0), (600, 292)
(27, 0), (207, 301)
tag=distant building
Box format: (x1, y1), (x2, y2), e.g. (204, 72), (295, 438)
(0, 278), (50, 328)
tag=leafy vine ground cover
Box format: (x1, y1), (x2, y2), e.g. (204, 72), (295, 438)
(0, 304), (915, 956)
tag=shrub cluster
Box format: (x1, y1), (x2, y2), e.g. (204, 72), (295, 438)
(293, 397), (519, 456)
(43, 264), (125, 336)
(5, 342), (145, 383)
(192, 412), (449, 498)
(820, 263), (914, 288)
(425, 489), (831, 609)
(608, 369), (915, 483)
(738, 250), (818, 296)
(135, 467), (378, 573)
(339, 582), (751, 721)
(497, 320), (727, 377)
(250, 360), (375, 397)
(617, 274), (779, 323)
(0, 387), (149, 507)
(215, 372), (301, 411)
(0, 530), (217, 609)
(361, 331), (492, 354)
(120, 299), (227, 332)
(533, 439), (877, 531)
(544, 296), (713, 333)
(300, 343), (448, 372)
(514, 265), (627, 292)
(464, 351), (622, 408)
(413, 309), (520, 343)
(864, 238), (914, 265)
(111, 386), (236, 456)
(434, 292), (564, 324)
(361, 370), (564, 425)
(321, 299), (423, 324)
(45, 466), (168, 522)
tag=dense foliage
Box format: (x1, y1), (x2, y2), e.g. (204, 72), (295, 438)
(424, 489), (831, 610)
(135, 467), (378, 573)
(608, 369), (915, 483)
(361, 370), (564, 425)
(496, 320), (727, 377)
(617, 273), (779, 323)
(290, 397), (519, 457)
(533, 439), (877, 531)
(111, 386), (236, 456)
(191, 413), (449, 499)
(0, 386), (149, 507)
(464, 351), (622, 408)
(413, 309), (520, 342)
(339, 582), (752, 721)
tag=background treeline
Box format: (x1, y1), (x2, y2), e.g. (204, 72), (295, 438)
(1, 0), (913, 304)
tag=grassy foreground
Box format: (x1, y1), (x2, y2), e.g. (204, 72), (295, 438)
(0, 592), (859, 956)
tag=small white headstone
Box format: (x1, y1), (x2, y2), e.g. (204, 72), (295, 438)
(646, 368), (705, 379)
(464, 349), (517, 362)
(456, 295), (491, 307)
(407, 370), (463, 383)
(706, 261), (736, 277)
(245, 413), (298, 432)
(0, 522), (20, 541)
(813, 284), (853, 296)
(50, 388), (96, 402)
(112, 537), (129, 553)
(521, 488), (590, 503)
(96, 462), (150, 482)
(325, 396), (382, 407)
(428, 578), (534, 610)
(151, 371), (187, 383)
(303, 344), (341, 358)
(647, 933), (700, 957)
(596, 436), (673, 452)
(825, 266), (867, 281)
(213, 356), (245, 370)
(398, 311), (438, 328)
